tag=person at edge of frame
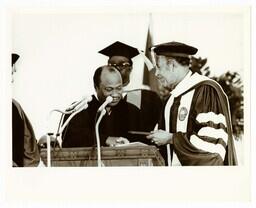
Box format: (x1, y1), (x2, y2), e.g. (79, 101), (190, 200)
(12, 53), (40, 167)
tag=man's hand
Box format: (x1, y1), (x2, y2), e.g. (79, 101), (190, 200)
(146, 129), (173, 146)
(106, 137), (130, 147)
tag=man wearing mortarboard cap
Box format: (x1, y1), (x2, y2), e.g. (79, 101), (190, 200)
(99, 41), (139, 87)
(12, 53), (40, 167)
(146, 41), (237, 166)
(99, 41), (162, 144)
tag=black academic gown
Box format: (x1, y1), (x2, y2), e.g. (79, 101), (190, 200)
(62, 95), (140, 148)
(12, 99), (40, 167)
(124, 89), (163, 144)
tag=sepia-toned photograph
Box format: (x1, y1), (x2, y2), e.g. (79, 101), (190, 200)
(1, 0), (254, 207)
(11, 8), (247, 168)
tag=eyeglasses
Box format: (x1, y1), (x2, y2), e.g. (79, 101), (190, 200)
(108, 62), (132, 69)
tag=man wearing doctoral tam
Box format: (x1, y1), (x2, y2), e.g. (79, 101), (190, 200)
(12, 53), (40, 167)
(99, 41), (162, 144)
(146, 41), (237, 166)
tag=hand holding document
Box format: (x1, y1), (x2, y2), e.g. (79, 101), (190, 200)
(146, 129), (173, 146)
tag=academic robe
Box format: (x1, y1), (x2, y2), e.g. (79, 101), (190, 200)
(124, 89), (163, 145)
(159, 71), (237, 166)
(62, 95), (141, 147)
(12, 99), (40, 167)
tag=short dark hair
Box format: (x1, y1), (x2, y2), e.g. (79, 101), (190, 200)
(93, 65), (117, 89)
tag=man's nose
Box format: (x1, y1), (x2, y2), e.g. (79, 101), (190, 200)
(111, 89), (122, 97)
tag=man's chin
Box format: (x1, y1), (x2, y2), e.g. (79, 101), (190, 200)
(109, 100), (120, 107)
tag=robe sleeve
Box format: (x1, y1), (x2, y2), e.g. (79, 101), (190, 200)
(12, 99), (40, 167)
(173, 84), (236, 165)
(125, 89), (162, 131)
(61, 111), (95, 147)
(22, 112), (40, 167)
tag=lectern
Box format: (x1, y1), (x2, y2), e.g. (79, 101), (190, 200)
(40, 145), (165, 167)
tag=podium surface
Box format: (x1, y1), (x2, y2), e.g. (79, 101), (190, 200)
(40, 145), (165, 167)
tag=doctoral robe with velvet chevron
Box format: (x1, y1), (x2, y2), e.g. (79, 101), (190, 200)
(159, 72), (237, 166)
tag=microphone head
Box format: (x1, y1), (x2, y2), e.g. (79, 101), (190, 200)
(106, 96), (113, 103)
(97, 96), (113, 112)
(87, 95), (93, 102)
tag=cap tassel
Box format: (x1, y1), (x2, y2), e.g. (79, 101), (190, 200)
(138, 50), (154, 71)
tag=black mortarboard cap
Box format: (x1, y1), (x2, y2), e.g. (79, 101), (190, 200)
(152, 41), (198, 57)
(98, 41), (139, 60)
(12, 53), (20, 66)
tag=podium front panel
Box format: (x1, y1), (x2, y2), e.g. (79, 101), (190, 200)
(40, 146), (165, 167)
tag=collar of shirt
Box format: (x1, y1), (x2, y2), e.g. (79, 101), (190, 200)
(93, 94), (114, 115)
(106, 107), (112, 115)
(94, 93), (99, 101)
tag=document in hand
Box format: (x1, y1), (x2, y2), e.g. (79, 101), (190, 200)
(115, 142), (148, 147)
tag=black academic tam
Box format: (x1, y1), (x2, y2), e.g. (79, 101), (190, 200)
(152, 41), (198, 57)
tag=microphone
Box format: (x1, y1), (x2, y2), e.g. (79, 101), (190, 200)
(97, 96), (113, 112)
(95, 96), (113, 167)
(59, 96), (93, 135)
(45, 95), (92, 150)
(71, 96), (92, 112)
(38, 134), (55, 167)
(65, 95), (93, 113)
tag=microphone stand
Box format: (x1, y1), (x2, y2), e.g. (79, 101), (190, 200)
(45, 96), (92, 167)
(95, 108), (107, 167)
(46, 134), (52, 167)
